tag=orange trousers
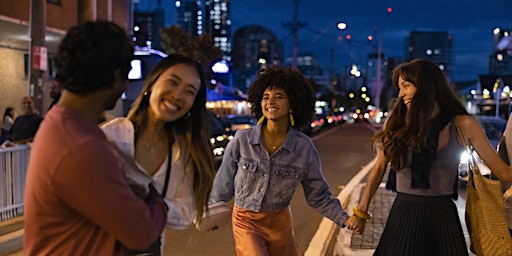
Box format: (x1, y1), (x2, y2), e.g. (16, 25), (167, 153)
(232, 205), (300, 256)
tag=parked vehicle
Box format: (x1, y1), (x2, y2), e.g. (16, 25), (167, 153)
(225, 114), (257, 131)
(208, 111), (234, 165)
(301, 114), (325, 136)
(458, 115), (507, 187)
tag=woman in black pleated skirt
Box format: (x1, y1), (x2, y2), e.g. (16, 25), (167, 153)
(342, 59), (512, 255)
(374, 193), (468, 256)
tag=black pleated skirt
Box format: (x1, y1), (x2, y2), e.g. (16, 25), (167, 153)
(374, 192), (469, 256)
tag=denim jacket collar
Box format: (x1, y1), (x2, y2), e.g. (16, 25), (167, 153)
(249, 124), (297, 153)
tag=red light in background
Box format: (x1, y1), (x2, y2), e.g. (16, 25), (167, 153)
(346, 34), (351, 40)
(367, 35), (373, 41)
(387, 7), (392, 13)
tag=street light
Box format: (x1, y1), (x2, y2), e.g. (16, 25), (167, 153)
(337, 22), (347, 30)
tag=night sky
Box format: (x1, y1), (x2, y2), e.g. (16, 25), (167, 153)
(137, 0), (512, 82)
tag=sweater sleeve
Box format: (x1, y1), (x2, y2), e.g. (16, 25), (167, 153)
(53, 140), (167, 250)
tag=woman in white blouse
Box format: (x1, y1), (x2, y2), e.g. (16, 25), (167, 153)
(101, 54), (216, 254)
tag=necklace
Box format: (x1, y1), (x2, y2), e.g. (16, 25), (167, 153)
(271, 136), (285, 150)
(139, 133), (167, 153)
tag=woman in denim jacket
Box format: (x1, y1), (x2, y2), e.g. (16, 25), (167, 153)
(209, 66), (350, 256)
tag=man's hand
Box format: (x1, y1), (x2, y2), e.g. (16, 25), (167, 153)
(344, 215), (367, 235)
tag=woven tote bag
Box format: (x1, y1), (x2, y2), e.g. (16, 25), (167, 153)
(456, 116), (512, 256)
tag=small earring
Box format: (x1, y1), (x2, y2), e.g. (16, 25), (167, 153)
(143, 90), (151, 97)
(183, 112), (191, 119)
(257, 116), (265, 125)
(289, 112), (295, 127)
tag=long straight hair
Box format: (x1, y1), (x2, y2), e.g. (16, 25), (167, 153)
(128, 54), (215, 222)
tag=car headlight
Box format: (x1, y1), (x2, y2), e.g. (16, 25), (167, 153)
(460, 151), (469, 164)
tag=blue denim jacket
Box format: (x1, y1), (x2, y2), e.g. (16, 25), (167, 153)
(209, 125), (349, 227)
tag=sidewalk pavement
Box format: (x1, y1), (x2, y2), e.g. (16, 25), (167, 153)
(334, 183), (475, 256)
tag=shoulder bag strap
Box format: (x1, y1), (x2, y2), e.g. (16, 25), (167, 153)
(161, 143), (172, 197)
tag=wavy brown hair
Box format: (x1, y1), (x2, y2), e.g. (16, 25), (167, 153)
(128, 54), (215, 222)
(371, 59), (468, 170)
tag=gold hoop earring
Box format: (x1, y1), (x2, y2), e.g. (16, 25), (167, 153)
(257, 116), (265, 125)
(289, 112), (295, 127)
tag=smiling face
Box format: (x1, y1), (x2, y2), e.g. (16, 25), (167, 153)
(397, 76), (417, 110)
(148, 63), (201, 122)
(261, 87), (290, 123)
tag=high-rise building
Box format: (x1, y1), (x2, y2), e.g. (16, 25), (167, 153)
(231, 25), (283, 90)
(490, 27), (512, 76)
(285, 53), (329, 92)
(175, 0), (202, 37)
(133, 9), (165, 50)
(176, 0), (231, 61)
(405, 31), (452, 78)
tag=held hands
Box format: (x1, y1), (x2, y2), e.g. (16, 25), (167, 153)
(345, 215), (367, 235)
(344, 207), (372, 235)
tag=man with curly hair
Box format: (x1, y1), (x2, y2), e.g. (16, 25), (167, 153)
(24, 21), (168, 255)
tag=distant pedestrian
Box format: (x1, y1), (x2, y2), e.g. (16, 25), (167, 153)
(4, 96), (42, 145)
(346, 59), (512, 255)
(24, 20), (168, 255)
(208, 66), (350, 256)
(2, 106), (15, 131)
(47, 79), (63, 110)
(0, 121), (7, 145)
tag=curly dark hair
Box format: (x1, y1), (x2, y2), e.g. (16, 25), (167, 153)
(371, 59), (468, 170)
(54, 20), (134, 94)
(247, 66), (316, 128)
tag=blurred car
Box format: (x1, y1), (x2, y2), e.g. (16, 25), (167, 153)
(323, 111), (343, 126)
(225, 114), (257, 131)
(208, 111), (234, 165)
(332, 110), (345, 124)
(301, 114), (325, 136)
(458, 115), (507, 187)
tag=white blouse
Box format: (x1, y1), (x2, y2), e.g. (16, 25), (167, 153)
(101, 117), (196, 230)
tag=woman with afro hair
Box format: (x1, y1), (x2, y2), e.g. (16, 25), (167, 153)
(208, 66), (350, 256)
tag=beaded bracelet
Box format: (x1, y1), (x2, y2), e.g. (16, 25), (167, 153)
(351, 213), (368, 223)
(353, 207), (372, 220)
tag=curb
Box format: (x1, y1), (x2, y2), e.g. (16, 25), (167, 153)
(304, 156), (377, 256)
(0, 217), (24, 256)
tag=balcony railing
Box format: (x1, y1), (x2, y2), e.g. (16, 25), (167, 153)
(0, 145), (30, 221)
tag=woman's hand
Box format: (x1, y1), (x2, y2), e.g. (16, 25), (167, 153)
(344, 215), (367, 235)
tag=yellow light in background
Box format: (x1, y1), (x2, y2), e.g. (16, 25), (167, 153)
(483, 89), (490, 99)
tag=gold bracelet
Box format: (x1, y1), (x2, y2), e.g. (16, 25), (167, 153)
(351, 213), (368, 223)
(353, 207), (372, 220)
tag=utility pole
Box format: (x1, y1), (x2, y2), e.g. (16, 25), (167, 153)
(29, 0), (46, 115)
(282, 0), (306, 69)
(376, 38), (382, 110)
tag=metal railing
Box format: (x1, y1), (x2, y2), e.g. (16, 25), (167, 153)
(0, 145), (30, 221)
